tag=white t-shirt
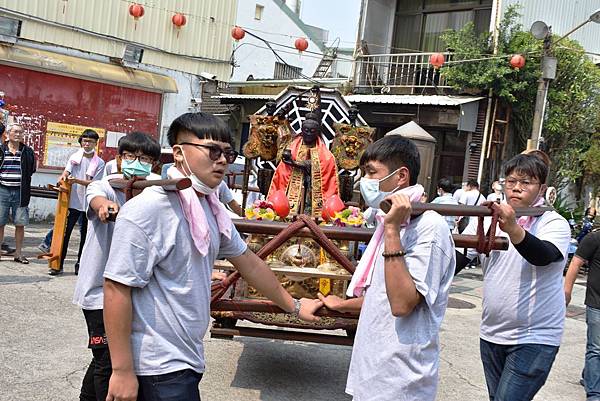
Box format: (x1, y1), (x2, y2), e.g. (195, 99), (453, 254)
(72, 178), (126, 310)
(346, 211), (456, 401)
(65, 155), (105, 211)
(464, 211), (570, 346)
(217, 181), (234, 204)
(103, 186), (247, 375)
(459, 189), (485, 206)
(104, 159), (118, 175)
(452, 188), (464, 202)
(431, 193), (458, 230)
(486, 192), (506, 203)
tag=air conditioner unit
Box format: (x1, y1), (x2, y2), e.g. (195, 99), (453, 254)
(0, 16), (21, 45)
(121, 44), (144, 68)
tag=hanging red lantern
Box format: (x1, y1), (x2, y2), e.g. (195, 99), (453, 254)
(231, 26), (246, 41)
(128, 3), (145, 19)
(510, 54), (526, 70)
(128, 3), (144, 30)
(429, 53), (445, 69)
(172, 13), (187, 28)
(294, 37), (309, 53)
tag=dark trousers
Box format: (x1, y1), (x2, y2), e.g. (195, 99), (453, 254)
(61, 208), (88, 269)
(80, 309), (111, 401)
(138, 369), (203, 401)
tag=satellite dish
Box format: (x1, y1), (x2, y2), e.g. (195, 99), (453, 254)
(531, 21), (549, 40)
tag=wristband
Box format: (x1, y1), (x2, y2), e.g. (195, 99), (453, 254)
(292, 298), (301, 316)
(382, 250), (407, 258)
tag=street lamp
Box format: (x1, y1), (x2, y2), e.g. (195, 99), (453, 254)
(527, 8), (600, 151)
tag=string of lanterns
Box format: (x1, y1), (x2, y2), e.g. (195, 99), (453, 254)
(231, 25), (309, 53)
(124, 3), (527, 67)
(428, 52), (527, 70)
(128, 3), (187, 35)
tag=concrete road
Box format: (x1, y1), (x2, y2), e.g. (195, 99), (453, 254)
(0, 223), (590, 400)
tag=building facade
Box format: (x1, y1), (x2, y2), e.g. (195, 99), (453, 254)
(0, 0), (237, 218)
(352, 0), (600, 195)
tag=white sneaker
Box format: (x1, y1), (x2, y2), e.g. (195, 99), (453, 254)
(38, 243), (50, 253)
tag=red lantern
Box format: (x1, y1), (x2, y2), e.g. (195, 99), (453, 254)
(294, 37), (309, 53)
(172, 13), (186, 28)
(231, 26), (245, 41)
(429, 53), (445, 69)
(128, 3), (144, 19)
(270, 190), (290, 219)
(128, 3), (144, 30)
(322, 195), (345, 222)
(510, 54), (526, 70)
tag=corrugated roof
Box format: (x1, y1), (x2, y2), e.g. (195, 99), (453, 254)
(212, 94), (277, 100)
(344, 95), (484, 106)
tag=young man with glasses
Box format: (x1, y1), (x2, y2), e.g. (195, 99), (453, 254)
(103, 112), (323, 401)
(73, 132), (160, 401)
(460, 152), (570, 401)
(48, 129), (105, 275)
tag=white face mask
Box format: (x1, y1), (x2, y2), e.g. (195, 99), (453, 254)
(360, 169), (400, 209)
(178, 146), (219, 195)
(83, 148), (95, 155)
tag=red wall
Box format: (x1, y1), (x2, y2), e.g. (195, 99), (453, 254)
(0, 64), (162, 169)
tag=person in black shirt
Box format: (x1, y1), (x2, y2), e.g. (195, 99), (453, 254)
(565, 230), (600, 400)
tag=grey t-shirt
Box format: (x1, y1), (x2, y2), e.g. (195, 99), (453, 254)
(346, 211), (455, 401)
(103, 186), (247, 376)
(72, 178), (126, 310)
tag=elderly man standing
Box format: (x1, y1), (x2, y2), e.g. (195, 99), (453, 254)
(0, 123), (36, 264)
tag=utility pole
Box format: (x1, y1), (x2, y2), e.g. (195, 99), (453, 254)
(528, 31), (556, 150)
(527, 10), (600, 150)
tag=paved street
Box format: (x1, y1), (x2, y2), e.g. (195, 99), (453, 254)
(0, 222), (591, 401)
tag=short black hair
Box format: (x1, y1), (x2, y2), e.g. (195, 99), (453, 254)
(466, 179), (479, 189)
(0, 121), (5, 135)
(360, 136), (420, 186)
(167, 112), (232, 146)
(437, 177), (453, 193)
(504, 154), (549, 184)
(79, 129), (99, 144)
(118, 132), (161, 160)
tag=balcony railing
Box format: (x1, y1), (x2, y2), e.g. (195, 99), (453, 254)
(353, 52), (453, 92)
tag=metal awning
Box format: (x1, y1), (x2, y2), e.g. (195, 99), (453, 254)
(344, 94), (484, 106)
(0, 45), (178, 93)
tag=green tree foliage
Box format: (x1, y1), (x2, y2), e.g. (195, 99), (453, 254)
(440, 5), (600, 195)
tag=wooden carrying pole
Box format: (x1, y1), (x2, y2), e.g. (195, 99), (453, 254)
(233, 219), (509, 251)
(38, 181), (72, 270)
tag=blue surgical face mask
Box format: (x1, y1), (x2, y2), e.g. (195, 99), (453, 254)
(360, 169), (400, 209)
(121, 159), (152, 178)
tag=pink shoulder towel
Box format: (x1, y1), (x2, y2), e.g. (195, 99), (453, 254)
(167, 166), (232, 256)
(516, 196), (545, 230)
(69, 149), (101, 179)
(346, 184), (424, 297)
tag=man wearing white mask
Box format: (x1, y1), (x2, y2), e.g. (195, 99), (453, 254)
(49, 129), (105, 275)
(318, 135), (456, 401)
(102, 112), (323, 401)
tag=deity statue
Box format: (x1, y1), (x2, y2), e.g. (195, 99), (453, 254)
(267, 112), (339, 217)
